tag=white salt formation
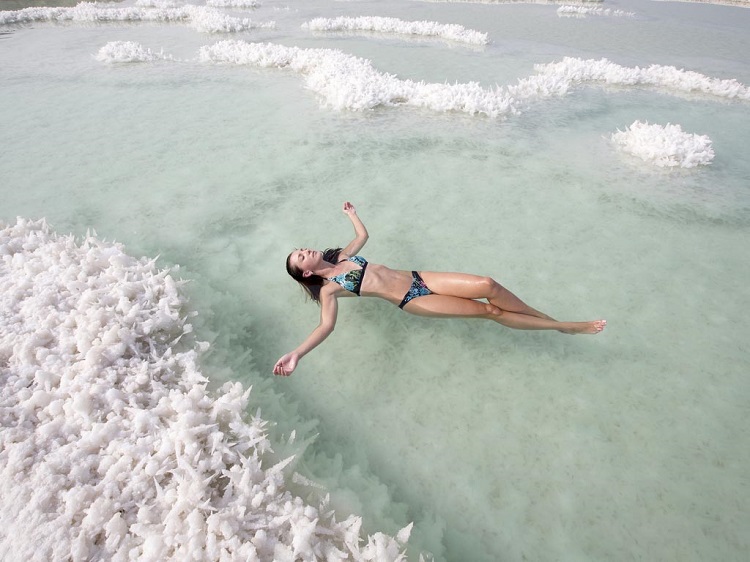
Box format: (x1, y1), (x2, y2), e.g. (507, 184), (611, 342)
(0, 218), (413, 561)
(0, 2), (275, 34)
(198, 40), (515, 116)
(302, 16), (489, 46)
(611, 121), (715, 168)
(197, 41), (750, 116)
(532, 57), (750, 100)
(135, 0), (182, 8)
(206, 0), (261, 8)
(557, 5), (635, 17)
(96, 41), (173, 63)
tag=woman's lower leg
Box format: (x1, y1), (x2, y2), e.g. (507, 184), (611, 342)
(491, 310), (606, 334)
(488, 283), (556, 321)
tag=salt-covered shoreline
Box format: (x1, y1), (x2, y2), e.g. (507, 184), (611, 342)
(0, 218), (412, 561)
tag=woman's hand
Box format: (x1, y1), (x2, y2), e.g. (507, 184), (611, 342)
(340, 201), (368, 256)
(273, 352), (299, 376)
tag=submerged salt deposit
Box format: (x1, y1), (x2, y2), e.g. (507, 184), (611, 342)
(610, 121), (715, 168)
(0, 218), (412, 562)
(302, 16), (489, 46)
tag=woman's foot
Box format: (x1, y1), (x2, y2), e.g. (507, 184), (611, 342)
(559, 319), (607, 335)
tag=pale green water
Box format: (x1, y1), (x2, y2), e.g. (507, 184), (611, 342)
(1, 1), (749, 560)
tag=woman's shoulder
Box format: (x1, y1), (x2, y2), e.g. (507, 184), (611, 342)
(320, 280), (343, 297)
(340, 253), (367, 265)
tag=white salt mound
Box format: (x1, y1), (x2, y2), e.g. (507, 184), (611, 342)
(302, 16), (489, 46)
(611, 121), (715, 168)
(96, 41), (171, 63)
(0, 218), (412, 561)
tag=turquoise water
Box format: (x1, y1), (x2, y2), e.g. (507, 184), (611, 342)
(2, 1), (749, 560)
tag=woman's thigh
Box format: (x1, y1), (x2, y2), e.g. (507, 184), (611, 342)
(402, 293), (496, 318)
(418, 271), (495, 300)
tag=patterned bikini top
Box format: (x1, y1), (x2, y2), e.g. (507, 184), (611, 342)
(327, 255), (368, 295)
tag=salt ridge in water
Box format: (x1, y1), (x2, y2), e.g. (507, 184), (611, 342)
(302, 16), (489, 46)
(206, 0), (261, 8)
(194, 41), (750, 116)
(0, 219), (413, 561)
(557, 5), (635, 17)
(0, 2), (275, 34)
(610, 120), (715, 168)
(135, 0), (182, 8)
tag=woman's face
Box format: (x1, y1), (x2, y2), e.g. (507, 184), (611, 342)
(289, 249), (322, 277)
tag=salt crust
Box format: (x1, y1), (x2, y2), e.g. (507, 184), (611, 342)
(96, 40), (173, 63)
(302, 16), (489, 46)
(206, 0), (262, 8)
(557, 5), (635, 17)
(610, 121), (715, 168)
(0, 218), (413, 561)
(0, 2), (275, 34)
(197, 41), (750, 116)
(135, 0), (182, 8)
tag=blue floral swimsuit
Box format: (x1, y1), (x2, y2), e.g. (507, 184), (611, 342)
(327, 255), (368, 296)
(327, 255), (433, 308)
(398, 271), (432, 309)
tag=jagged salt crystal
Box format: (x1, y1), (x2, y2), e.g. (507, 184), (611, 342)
(0, 218), (411, 561)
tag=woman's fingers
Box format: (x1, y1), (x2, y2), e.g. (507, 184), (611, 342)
(273, 355), (295, 376)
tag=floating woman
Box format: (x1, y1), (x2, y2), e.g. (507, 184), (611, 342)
(273, 202), (606, 376)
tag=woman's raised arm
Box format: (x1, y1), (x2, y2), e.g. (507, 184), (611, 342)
(273, 289), (339, 376)
(340, 202), (368, 257)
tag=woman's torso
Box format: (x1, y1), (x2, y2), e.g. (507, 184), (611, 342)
(327, 256), (413, 305)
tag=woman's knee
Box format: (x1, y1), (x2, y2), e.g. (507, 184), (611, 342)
(480, 276), (503, 297)
(483, 303), (503, 317)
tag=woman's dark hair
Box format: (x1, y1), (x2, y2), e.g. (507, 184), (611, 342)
(286, 247), (342, 304)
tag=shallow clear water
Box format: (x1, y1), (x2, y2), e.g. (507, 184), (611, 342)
(2, 0), (749, 560)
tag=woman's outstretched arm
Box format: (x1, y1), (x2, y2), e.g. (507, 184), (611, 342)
(340, 202), (368, 257)
(273, 290), (339, 376)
